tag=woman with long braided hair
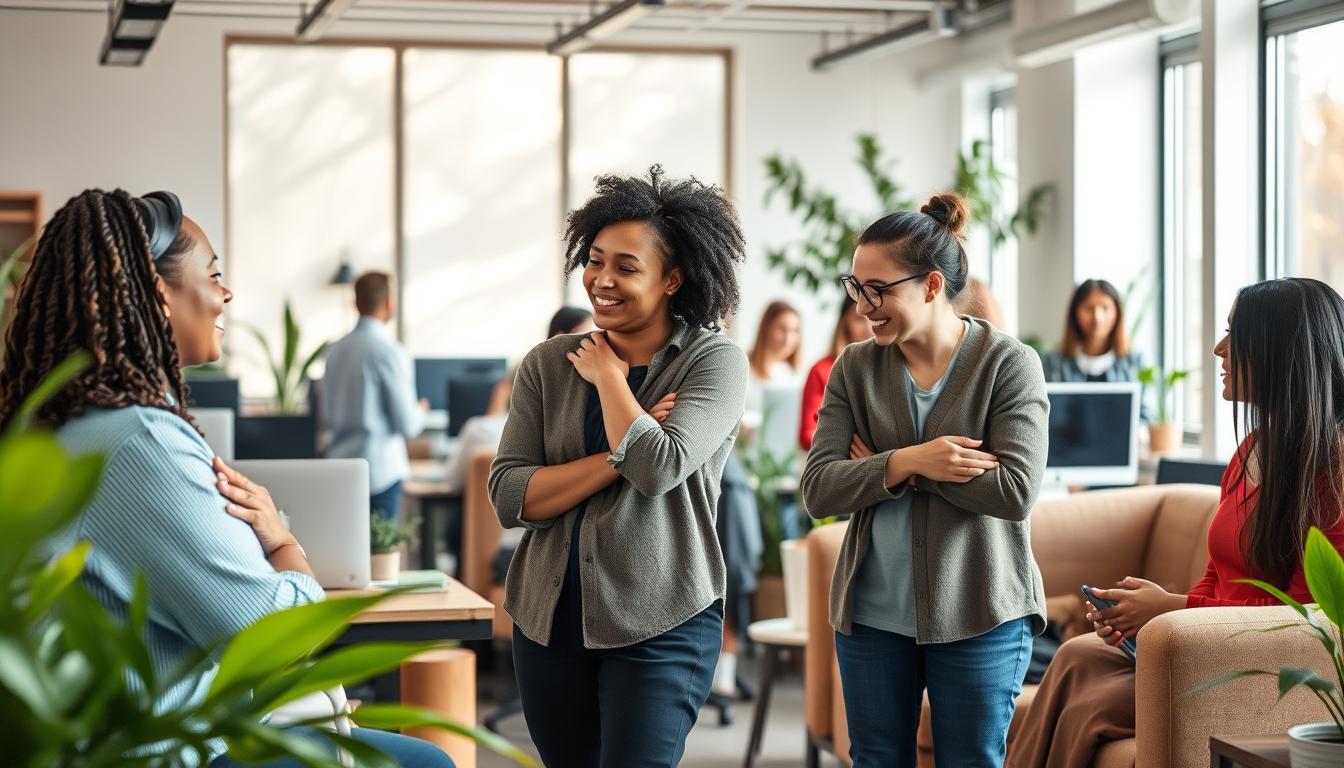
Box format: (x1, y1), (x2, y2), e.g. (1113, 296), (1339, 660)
(1, 189), (454, 768)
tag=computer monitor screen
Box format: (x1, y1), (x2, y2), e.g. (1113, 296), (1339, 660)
(447, 376), (498, 438)
(185, 377), (240, 413)
(1044, 382), (1140, 487)
(415, 358), (507, 411)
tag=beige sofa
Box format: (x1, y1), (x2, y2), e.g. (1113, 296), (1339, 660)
(804, 484), (1335, 767)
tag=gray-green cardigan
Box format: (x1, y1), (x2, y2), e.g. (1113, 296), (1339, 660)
(801, 317), (1049, 643)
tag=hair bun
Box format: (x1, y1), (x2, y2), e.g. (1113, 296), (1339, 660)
(919, 192), (970, 242)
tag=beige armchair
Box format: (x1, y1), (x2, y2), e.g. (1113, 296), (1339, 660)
(806, 486), (1290, 768)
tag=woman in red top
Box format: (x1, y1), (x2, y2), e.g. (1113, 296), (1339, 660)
(798, 295), (873, 450)
(1008, 277), (1344, 768)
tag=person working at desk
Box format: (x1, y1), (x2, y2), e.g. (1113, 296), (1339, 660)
(323, 271), (425, 521)
(0, 189), (452, 767)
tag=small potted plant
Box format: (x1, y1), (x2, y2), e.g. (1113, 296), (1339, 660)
(1138, 367), (1189, 453)
(1184, 526), (1344, 766)
(369, 513), (418, 581)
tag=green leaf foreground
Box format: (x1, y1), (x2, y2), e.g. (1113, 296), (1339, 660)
(1182, 527), (1344, 734)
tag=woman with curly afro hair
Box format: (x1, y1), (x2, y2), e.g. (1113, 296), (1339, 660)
(489, 166), (749, 766)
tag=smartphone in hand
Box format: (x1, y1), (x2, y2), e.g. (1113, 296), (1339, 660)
(1081, 585), (1138, 661)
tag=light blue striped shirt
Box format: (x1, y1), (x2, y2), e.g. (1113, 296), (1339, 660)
(52, 405), (325, 760)
(321, 318), (424, 494)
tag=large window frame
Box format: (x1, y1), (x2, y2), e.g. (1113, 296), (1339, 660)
(224, 37), (732, 381)
(1261, 0), (1344, 284)
(1159, 33), (1202, 439)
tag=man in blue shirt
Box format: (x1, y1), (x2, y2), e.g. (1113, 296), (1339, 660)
(322, 272), (424, 521)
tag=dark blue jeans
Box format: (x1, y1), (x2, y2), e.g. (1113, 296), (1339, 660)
(512, 604), (722, 768)
(370, 480), (403, 522)
(209, 727), (453, 768)
(835, 617), (1032, 768)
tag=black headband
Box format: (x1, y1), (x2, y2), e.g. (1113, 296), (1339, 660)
(135, 191), (183, 261)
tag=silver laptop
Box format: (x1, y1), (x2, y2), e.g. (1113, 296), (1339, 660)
(230, 459), (371, 590)
(189, 407), (235, 461)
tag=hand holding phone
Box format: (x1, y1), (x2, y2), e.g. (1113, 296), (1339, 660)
(1081, 585), (1138, 661)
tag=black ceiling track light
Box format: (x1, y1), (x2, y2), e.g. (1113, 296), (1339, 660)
(100, 0), (175, 66)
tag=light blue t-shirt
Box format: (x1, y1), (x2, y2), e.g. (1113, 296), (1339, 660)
(852, 320), (969, 637)
(51, 405), (325, 762)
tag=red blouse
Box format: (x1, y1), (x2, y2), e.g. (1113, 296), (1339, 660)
(798, 355), (836, 452)
(1185, 438), (1344, 608)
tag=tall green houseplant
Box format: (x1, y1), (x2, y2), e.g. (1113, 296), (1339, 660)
(953, 138), (1051, 252)
(0, 354), (535, 767)
(762, 134), (914, 294)
(249, 299), (329, 414)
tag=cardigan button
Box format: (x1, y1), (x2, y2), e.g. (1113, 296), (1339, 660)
(585, 554), (594, 563)
(552, 576), (561, 587)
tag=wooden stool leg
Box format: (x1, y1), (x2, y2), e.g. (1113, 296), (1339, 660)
(399, 648), (476, 768)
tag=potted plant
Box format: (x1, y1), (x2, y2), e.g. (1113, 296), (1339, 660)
(370, 513), (419, 581)
(1138, 367), (1189, 453)
(1, 354), (536, 767)
(1184, 526), (1344, 766)
(740, 439), (792, 620)
(248, 298), (329, 414)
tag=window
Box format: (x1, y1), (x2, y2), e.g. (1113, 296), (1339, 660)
(987, 86), (1018, 333)
(1160, 35), (1202, 437)
(1264, 0), (1344, 290)
(227, 43), (729, 397)
(227, 45), (396, 398)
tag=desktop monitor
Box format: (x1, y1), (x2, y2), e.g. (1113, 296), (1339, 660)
(185, 376), (240, 413)
(230, 459), (370, 590)
(414, 358), (508, 412)
(447, 376), (497, 438)
(1043, 382), (1141, 489)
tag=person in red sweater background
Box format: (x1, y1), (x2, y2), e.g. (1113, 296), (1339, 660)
(798, 295), (873, 451)
(1008, 277), (1344, 768)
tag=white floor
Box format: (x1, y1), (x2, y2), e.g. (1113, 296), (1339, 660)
(475, 651), (844, 768)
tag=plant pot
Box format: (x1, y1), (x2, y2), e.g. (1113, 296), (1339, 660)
(780, 539), (809, 632)
(1148, 423), (1180, 454)
(1289, 722), (1344, 767)
(754, 574), (786, 620)
(370, 551), (400, 581)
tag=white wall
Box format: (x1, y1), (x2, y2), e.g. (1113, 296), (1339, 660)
(0, 8), (961, 380)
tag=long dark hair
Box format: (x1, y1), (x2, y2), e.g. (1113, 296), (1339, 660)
(1059, 279), (1130, 357)
(0, 189), (195, 430)
(1231, 278), (1344, 588)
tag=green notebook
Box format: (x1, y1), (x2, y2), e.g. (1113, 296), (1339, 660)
(370, 569), (448, 592)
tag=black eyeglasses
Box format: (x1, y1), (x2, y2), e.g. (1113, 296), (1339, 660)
(839, 272), (930, 309)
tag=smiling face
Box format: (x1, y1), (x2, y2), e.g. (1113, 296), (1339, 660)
(160, 217), (232, 367)
(1213, 302), (1248, 402)
(849, 243), (936, 346)
(582, 220), (682, 334)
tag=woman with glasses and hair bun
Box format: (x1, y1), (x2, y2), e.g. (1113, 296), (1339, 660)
(802, 192), (1050, 767)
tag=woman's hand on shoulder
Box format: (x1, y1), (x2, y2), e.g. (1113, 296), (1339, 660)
(899, 436), (999, 484)
(213, 456), (298, 556)
(567, 332), (628, 386)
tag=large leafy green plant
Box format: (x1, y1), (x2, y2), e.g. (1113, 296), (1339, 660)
(1184, 526), (1344, 734)
(249, 299), (329, 414)
(0, 236), (33, 361)
(0, 353), (536, 767)
(953, 138), (1051, 252)
(1138, 367), (1190, 426)
(762, 134), (914, 294)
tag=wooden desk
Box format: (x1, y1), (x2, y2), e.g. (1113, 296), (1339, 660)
(1209, 734), (1290, 768)
(328, 577), (494, 643)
